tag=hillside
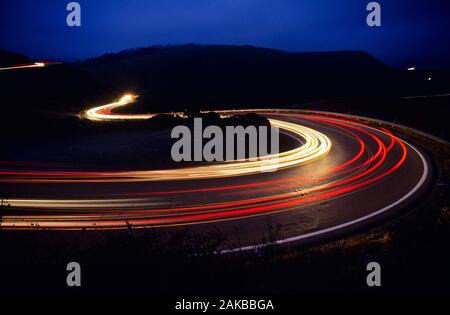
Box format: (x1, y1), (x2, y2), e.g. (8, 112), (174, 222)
(77, 44), (401, 111)
(0, 49), (31, 67)
(0, 51), (112, 141)
(1, 45), (448, 141)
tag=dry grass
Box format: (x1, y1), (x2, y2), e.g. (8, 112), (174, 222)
(314, 231), (392, 254)
(438, 207), (450, 225)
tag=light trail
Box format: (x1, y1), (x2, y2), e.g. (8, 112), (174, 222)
(0, 62), (45, 71)
(0, 119), (331, 182)
(0, 97), (431, 250)
(0, 61), (62, 71)
(2, 94), (332, 182)
(84, 94), (154, 121)
(222, 134), (429, 253)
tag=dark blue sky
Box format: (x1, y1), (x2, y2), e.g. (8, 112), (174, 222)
(1, 0), (449, 69)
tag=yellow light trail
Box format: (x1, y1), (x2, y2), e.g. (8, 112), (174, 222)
(12, 94), (331, 183)
(3, 117), (330, 183)
(85, 94), (154, 121)
(0, 91), (333, 225)
(0, 62), (46, 71)
(3, 117), (331, 184)
(0, 104), (430, 239)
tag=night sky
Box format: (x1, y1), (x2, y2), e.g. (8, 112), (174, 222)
(1, 0), (449, 69)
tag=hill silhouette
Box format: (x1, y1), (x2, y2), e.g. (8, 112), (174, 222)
(0, 49), (31, 67)
(78, 44), (402, 111)
(0, 53), (112, 141)
(1, 45), (449, 140)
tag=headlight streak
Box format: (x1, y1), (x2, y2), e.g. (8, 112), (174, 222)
(84, 94), (154, 121)
(0, 125), (332, 184)
(0, 101), (428, 239)
(0, 62), (46, 71)
(0, 62), (63, 71)
(10, 117), (388, 216)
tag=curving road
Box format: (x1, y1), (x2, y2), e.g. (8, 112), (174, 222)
(0, 94), (432, 250)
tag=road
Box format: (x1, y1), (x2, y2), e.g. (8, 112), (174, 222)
(0, 95), (432, 250)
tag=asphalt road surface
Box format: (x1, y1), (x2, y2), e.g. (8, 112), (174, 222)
(0, 97), (432, 251)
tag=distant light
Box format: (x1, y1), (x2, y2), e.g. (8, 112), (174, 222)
(119, 94), (135, 104)
(428, 77), (432, 81)
(407, 67), (415, 71)
(34, 62), (45, 67)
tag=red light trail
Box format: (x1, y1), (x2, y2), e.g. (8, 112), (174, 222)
(0, 95), (430, 250)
